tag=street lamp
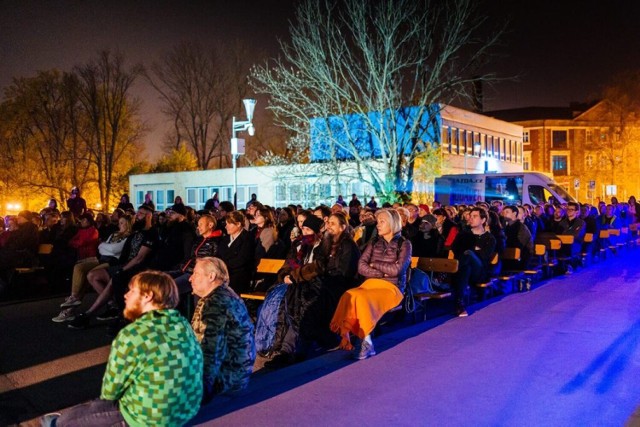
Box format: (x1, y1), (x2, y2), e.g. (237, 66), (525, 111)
(231, 99), (257, 208)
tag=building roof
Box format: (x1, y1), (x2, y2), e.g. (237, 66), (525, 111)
(485, 102), (598, 122)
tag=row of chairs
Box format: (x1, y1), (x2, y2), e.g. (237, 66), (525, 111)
(239, 224), (640, 327)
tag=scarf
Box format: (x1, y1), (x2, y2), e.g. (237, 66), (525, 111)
(287, 234), (317, 270)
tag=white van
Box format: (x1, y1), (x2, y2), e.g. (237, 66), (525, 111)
(434, 172), (577, 206)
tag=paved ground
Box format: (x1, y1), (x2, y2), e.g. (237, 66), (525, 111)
(2, 249), (640, 426)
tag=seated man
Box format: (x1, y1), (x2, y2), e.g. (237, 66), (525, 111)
(451, 207), (497, 317)
(43, 271), (203, 426)
(189, 257), (256, 404)
(501, 205), (534, 270)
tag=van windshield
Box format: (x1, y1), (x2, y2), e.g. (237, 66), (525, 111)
(548, 183), (577, 203)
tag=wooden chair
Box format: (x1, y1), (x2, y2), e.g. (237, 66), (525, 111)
(598, 229), (610, 259)
(410, 257), (459, 322)
(240, 258), (286, 302)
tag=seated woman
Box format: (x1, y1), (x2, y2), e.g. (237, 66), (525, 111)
(216, 211), (255, 295)
(52, 214), (133, 322)
(262, 214), (325, 367)
(330, 208), (412, 360)
(252, 207), (282, 262)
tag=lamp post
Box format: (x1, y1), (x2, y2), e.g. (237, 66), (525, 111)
(231, 99), (256, 209)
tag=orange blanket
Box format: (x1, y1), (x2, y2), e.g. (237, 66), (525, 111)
(329, 278), (403, 350)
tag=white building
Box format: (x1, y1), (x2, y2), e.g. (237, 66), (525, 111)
(130, 105), (524, 209)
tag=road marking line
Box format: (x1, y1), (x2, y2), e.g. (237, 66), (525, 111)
(0, 345), (111, 394)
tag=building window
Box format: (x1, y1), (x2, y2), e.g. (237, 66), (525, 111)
(552, 155), (568, 176)
(523, 152), (531, 171)
(156, 190), (165, 211)
(186, 189), (196, 205)
(586, 129), (592, 142)
(275, 184), (286, 202)
(552, 130), (568, 149)
(523, 131), (529, 144)
(585, 154), (593, 168)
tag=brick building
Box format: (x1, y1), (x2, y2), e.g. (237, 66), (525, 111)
(488, 101), (640, 204)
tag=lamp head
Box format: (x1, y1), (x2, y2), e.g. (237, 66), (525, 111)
(248, 124), (255, 136)
(243, 98), (257, 122)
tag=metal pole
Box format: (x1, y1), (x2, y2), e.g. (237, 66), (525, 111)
(231, 116), (237, 209)
(232, 153), (237, 209)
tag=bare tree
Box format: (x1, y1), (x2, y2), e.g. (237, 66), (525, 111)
(75, 51), (145, 211)
(600, 72), (640, 196)
(250, 0), (501, 200)
(146, 41), (252, 170)
(1, 70), (92, 204)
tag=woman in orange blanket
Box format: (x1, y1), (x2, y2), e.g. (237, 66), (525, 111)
(330, 208), (412, 360)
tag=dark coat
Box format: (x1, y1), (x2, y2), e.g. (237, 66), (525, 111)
(217, 229), (255, 295)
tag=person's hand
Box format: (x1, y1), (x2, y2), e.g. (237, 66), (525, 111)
(284, 275), (293, 284)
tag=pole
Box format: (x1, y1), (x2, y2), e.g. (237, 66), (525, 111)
(232, 116), (237, 209)
(232, 153), (238, 209)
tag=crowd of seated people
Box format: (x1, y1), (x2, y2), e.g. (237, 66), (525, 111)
(4, 190), (640, 424)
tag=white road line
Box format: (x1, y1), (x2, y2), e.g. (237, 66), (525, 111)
(0, 345), (111, 394)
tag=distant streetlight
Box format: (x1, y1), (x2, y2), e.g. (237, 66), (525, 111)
(231, 99), (257, 208)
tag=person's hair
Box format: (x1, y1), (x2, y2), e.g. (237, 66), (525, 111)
(314, 205), (332, 219)
(279, 206), (295, 222)
(121, 194), (130, 203)
(115, 214), (134, 239)
(503, 205), (519, 217)
(375, 208), (403, 234)
(219, 201), (235, 213)
(488, 210), (502, 230)
(256, 207), (275, 228)
(225, 210), (246, 226)
(199, 213), (217, 229)
(395, 206), (410, 224)
(470, 207), (488, 226)
(130, 270), (179, 309)
(196, 257), (230, 284)
(60, 210), (76, 226)
(567, 201), (580, 211)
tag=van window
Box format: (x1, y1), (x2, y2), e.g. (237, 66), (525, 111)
(485, 176), (523, 203)
(528, 185), (554, 205)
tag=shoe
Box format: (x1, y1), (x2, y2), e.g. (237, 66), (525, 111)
(263, 352), (295, 369)
(68, 313), (90, 329)
(52, 308), (76, 323)
(456, 304), (468, 318)
(350, 336), (362, 358)
(353, 340), (376, 360)
(60, 295), (82, 308)
(96, 306), (121, 321)
(41, 412), (61, 427)
(565, 265), (574, 275)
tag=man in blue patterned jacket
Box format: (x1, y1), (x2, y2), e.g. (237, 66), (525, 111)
(189, 257), (256, 404)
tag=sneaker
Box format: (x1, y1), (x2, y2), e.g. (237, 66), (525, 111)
(52, 308), (76, 323)
(68, 313), (90, 329)
(564, 265), (574, 275)
(96, 306), (121, 321)
(60, 295), (81, 308)
(41, 412), (61, 427)
(353, 340), (376, 360)
(456, 304), (468, 318)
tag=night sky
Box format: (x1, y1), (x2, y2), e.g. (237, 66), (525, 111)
(1, 0), (638, 156)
